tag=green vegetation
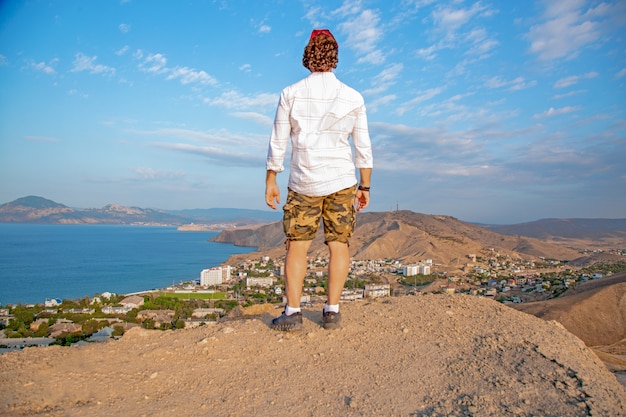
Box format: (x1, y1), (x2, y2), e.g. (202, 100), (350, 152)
(398, 274), (435, 287)
(157, 292), (226, 300)
(581, 261), (626, 275)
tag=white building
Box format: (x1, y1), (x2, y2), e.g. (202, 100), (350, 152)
(246, 277), (274, 288)
(44, 298), (62, 307)
(402, 264), (431, 276)
(200, 266), (231, 286)
(364, 284), (390, 298)
(402, 265), (419, 276)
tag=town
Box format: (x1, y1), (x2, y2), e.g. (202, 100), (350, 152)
(1, 248), (625, 352)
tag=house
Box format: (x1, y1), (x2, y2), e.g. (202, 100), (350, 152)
(44, 298), (62, 307)
(101, 305), (133, 315)
(29, 318), (50, 331)
(191, 308), (225, 318)
(64, 308), (95, 315)
(136, 310), (175, 327)
(119, 295), (144, 309)
(48, 322), (82, 338)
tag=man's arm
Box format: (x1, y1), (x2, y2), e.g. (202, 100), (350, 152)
(265, 170), (280, 210)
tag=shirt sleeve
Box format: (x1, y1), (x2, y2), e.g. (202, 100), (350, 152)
(352, 104), (373, 169)
(266, 90), (291, 173)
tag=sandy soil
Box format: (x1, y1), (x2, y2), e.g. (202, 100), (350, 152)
(1, 294), (625, 417)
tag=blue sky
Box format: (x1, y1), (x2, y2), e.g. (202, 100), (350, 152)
(1, 0), (624, 224)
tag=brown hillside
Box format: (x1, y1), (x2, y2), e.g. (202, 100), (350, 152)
(487, 218), (626, 250)
(1, 295), (625, 416)
(513, 272), (626, 347)
(213, 211), (582, 266)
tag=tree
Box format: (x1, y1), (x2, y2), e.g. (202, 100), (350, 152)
(112, 325), (125, 337)
(8, 305), (36, 330)
(34, 322), (49, 337)
(82, 319), (101, 336)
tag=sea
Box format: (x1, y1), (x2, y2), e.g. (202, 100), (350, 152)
(0, 223), (257, 305)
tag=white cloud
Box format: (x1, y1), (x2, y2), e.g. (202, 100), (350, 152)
(136, 52), (217, 86)
(30, 59), (58, 74)
(485, 76), (536, 91)
(116, 45), (130, 56)
(526, 0), (609, 61)
(152, 142), (263, 166)
(131, 128), (234, 145)
(464, 28), (499, 58)
(119, 23), (130, 33)
(417, 3), (497, 61)
(0, 54), (7, 66)
(71, 53), (115, 76)
(258, 24), (271, 34)
(616, 68), (626, 78)
(553, 90), (586, 99)
(396, 87), (444, 116)
(139, 53), (168, 74)
(533, 106), (580, 119)
(231, 111), (273, 126)
(416, 44), (439, 61)
(362, 63), (403, 95)
(337, 6), (385, 65)
(132, 167), (184, 181)
(205, 90), (278, 111)
(167, 66), (217, 85)
(554, 71), (598, 88)
(432, 2), (490, 35)
(366, 94), (397, 113)
(239, 63), (252, 72)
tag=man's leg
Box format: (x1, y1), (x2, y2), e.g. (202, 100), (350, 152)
(284, 239), (312, 308)
(271, 239), (312, 331)
(326, 240), (350, 305)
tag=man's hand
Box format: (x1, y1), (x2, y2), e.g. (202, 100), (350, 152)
(354, 189), (369, 211)
(265, 170), (280, 210)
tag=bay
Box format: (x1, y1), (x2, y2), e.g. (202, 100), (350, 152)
(0, 224), (256, 305)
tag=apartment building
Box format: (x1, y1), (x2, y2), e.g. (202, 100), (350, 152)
(200, 266), (231, 286)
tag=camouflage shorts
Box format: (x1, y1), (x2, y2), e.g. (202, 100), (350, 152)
(283, 186), (357, 244)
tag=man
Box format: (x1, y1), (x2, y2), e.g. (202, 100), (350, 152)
(265, 29), (373, 331)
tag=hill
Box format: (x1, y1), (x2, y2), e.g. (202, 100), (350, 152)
(212, 210), (584, 268)
(0, 196), (280, 226)
(486, 218), (626, 250)
(514, 272), (626, 346)
(1, 294), (624, 416)
(513, 271), (626, 384)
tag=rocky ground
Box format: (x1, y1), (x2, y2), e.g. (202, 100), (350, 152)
(1, 294), (625, 417)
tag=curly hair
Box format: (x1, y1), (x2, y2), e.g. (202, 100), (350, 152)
(302, 34), (338, 72)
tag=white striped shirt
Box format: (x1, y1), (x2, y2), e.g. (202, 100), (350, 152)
(266, 72), (373, 197)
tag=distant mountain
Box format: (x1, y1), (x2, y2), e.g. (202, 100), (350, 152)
(0, 196), (280, 226)
(8, 196), (68, 209)
(212, 210), (585, 268)
(485, 218), (626, 248)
